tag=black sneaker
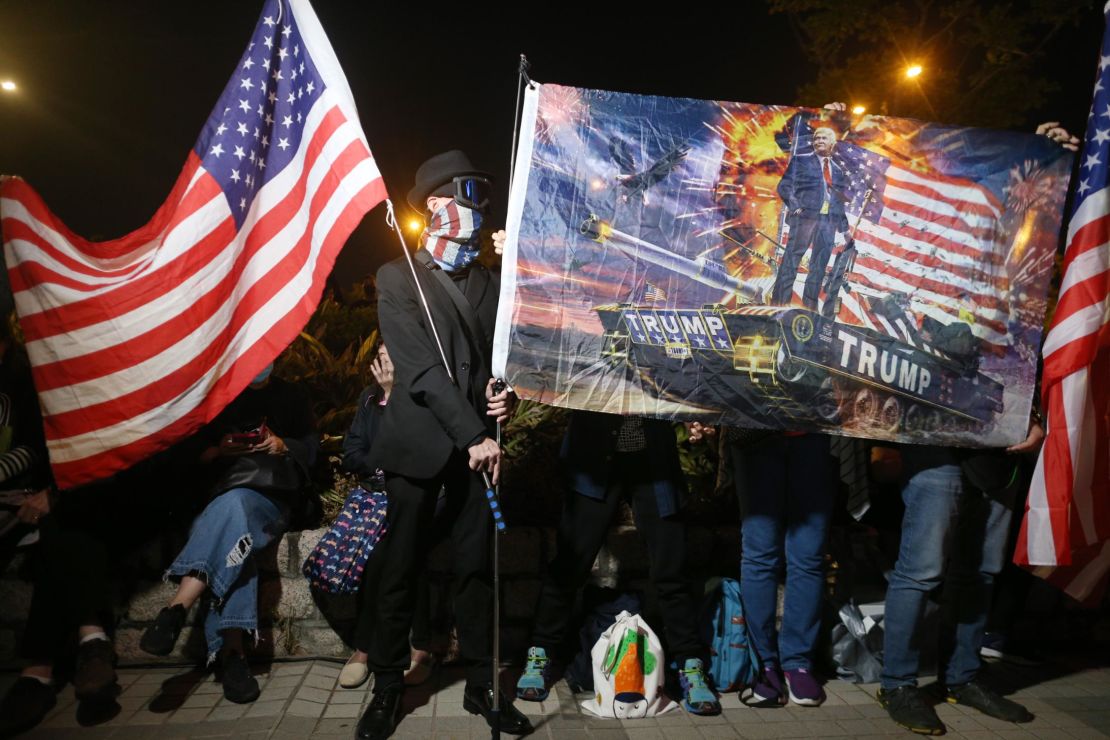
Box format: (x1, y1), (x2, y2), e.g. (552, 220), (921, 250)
(877, 685), (945, 735)
(139, 604), (187, 656)
(946, 681), (1033, 723)
(219, 653), (260, 704)
(0, 677), (56, 736)
(73, 638), (118, 701)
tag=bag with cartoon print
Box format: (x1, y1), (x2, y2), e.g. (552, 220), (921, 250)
(580, 610), (675, 718)
(302, 486), (387, 594)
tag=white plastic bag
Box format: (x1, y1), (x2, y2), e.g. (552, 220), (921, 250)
(580, 610), (675, 718)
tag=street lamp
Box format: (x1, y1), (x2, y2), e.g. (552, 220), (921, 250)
(1, 80), (16, 92)
(406, 217), (423, 234)
(851, 105), (867, 115)
(904, 64), (923, 80)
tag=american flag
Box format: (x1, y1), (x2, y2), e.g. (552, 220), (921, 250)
(835, 160), (1011, 351)
(0, 0), (386, 489)
(1013, 3), (1110, 602)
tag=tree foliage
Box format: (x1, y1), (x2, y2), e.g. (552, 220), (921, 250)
(768, 0), (1091, 128)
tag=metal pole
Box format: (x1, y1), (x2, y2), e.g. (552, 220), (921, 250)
(486, 379), (507, 739)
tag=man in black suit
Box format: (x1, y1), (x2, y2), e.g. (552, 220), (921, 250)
(355, 150), (531, 739)
(771, 109), (850, 309)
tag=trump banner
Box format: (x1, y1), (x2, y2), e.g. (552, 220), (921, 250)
(493, 83), (1072, 448)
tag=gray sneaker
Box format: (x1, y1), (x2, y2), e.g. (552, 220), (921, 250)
(946, 681), (1033, 723)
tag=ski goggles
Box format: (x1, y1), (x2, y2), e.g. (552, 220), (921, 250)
(450, 176), (493, 212)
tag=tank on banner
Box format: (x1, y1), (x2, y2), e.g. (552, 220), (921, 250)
(494, 84), (1071, 447)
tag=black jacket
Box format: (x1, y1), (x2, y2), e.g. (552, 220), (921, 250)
(560, 411), (686, 518)
(370, 256), (498, 479)
(202, 377), (318, 509)
(342, 385), (386, 490)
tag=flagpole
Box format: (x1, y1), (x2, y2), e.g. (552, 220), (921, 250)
(488, 54), (530, 739)
(508, 55), (532, 193)
(384, 199), (454, 383)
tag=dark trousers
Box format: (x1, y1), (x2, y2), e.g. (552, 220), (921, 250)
(531, 452), (703, 662)
(20, 523), (113, 662)
(19, 474), (189, 662)
(355, 453), (492, 685)
(771, 214), (837, 307)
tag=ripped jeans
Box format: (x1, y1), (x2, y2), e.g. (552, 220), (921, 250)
(165, 488), (288, 662)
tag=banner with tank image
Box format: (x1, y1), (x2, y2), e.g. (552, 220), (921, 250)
(492, 83), (1071, 447)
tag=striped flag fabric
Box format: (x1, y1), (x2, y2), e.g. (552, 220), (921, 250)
(0, 0), (386, 489)
(837, 163), (1010, 350)
(1013, 3), (1110, 600)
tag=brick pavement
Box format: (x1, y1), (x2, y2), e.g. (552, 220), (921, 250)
(3, 655), (1109, 739)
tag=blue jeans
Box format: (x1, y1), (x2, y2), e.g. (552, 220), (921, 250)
(735, 434), (834, 670)
(166, 488), (287, 662)
(881, 465), (1013, 689)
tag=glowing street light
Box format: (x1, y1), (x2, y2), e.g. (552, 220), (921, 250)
(406, 218), (423, 234)
(904, 64), (923, 80)
(851, 105), (866, 115)
(1, 80), (16, 92)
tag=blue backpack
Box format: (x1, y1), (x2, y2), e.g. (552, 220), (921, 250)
(703, 578), (760, 691)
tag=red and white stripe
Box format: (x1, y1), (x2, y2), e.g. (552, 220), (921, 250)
(840, 164), (1012, 349)
(0, 1), (385, 489)
(1015, 183), (1110, 582)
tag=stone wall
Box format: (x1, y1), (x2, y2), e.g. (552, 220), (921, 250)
(0, 522), (740, 666)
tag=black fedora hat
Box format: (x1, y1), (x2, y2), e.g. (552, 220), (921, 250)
(407, 150), (493, 210)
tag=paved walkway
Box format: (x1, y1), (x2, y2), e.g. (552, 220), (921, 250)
(4, 654), (1110, 739)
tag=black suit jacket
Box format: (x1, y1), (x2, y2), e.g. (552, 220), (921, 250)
(370, 255), (498, 479)
(777, 151), (849, 221)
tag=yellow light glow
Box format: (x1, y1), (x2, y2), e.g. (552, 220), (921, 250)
(590, 178), (605, 191)
(905, 64), (923, 79)
(1, 80), (16, 92)
(406, 218), (423, 233)
(851, 105), (866, 115)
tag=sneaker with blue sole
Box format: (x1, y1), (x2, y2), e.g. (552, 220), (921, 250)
(679, 658), (721, 715)
(516, 646), (551, 702)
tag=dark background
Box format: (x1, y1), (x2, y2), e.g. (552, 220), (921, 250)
(0, 1), (1102, 284)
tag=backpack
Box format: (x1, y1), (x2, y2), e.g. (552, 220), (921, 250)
(564, 589), (642, 692)
(579, 611), (674, 718)
(703, 578), (760, 691)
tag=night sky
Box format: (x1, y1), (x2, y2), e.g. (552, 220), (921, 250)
(0, 1), (1102, 284)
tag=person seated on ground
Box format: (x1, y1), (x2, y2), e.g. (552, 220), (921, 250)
(515, 410), (721, 716)
(0, 323), (66, 734)
(139, 362), (316, 704)
(0, 320), (200, 734)
(336, 343), (441, 689)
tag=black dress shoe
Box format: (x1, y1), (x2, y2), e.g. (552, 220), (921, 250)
(463, 682), (533, 736)
(356, 684), (403, 740)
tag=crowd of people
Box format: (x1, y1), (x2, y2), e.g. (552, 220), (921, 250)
(0, 127), (1079, 740)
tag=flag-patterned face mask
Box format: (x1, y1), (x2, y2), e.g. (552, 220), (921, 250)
(421, 200), (482, 271)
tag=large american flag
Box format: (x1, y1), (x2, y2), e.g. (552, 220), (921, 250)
(1013, 3), (1110, 602)
(0, 0), (385, 489)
